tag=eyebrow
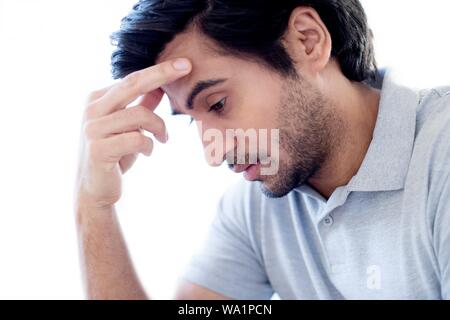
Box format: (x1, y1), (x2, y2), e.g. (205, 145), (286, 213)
(170, 78), (227, 116)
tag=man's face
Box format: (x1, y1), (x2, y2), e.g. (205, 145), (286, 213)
(157, 31), (343, 198)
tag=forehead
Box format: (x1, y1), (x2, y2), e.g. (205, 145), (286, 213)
(155, 30), (277, 112)
(157, 31), (224, 95)
(156, 30), (218, 65)
(156, 31), (267, 112)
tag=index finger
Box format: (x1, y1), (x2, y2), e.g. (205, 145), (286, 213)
(94, 58), (192, 117)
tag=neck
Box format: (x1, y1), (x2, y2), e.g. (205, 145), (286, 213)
(307, 76), (381, 200)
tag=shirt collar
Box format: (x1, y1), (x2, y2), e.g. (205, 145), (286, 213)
(347, 70), (419, 192)
(296, 70), (419, 199)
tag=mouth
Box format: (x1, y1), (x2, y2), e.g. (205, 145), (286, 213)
(230, 163), (260, 181)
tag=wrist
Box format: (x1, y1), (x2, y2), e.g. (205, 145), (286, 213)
(75, 197), (115, 228)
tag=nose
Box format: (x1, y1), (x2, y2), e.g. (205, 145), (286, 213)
(196, 121), (234, 167)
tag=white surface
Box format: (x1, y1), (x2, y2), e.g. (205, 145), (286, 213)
(0, 0), (448, 299)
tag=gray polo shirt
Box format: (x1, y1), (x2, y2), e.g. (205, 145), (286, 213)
(182, 71), (450, 300)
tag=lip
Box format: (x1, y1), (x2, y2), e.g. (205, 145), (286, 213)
(232, 164), (255, 174)
(243, 164), (259, 181)
(229, 162), (261, 181)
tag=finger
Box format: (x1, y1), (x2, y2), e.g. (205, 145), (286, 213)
(86, 85), (114, 103)
(93, 58), (192, 117)
(119, 128), (145, 174)
(89, 132), (154, 164)
(135, 89), (165, 111)
(83, 85), (114, 120)
(119, 153), (139, 174)
(84, 105), (168, 143)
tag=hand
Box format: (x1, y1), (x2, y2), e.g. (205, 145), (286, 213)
(75, 58), (192, 209)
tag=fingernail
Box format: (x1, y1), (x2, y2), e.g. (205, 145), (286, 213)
(165, 131), (169, 142)
(173, 58), (191, 71)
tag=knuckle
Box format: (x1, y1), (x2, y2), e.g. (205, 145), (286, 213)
(128, 132), (146, 148)
(151, 116), (165, 135)
(83, 103), (99, 120)
(139, 108), (164, 131)
(137, 108), (154, 124)
(82, 120), (97, 140)
(141, 118), (155, 132)
(122, 72), (141, 89)
(126, 107), (159, 131)
(125, 106), (143, 121)
(86, 89), (104, 102)
(156, 63), (171, 79)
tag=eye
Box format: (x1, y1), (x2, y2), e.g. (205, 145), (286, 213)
(187, 98), (226, 126)
(208, 98), (227, 114)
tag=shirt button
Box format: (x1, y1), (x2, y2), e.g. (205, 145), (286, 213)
(323, 215), (334, 226)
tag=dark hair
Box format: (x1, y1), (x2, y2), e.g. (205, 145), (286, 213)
(111, 0), (377, 81)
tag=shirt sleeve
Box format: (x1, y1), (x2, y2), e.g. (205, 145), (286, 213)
(435, 173), (450, 299)
(180, 182), (274, 300)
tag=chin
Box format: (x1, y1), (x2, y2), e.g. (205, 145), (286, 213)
(259, 179), (295, 199)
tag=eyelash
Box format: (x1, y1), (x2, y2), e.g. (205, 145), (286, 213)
(209, 98), (227, 114)
(189, 98), (227, 125)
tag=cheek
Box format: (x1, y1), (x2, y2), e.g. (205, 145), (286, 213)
(261, 127), (281, 158)
(233, 98), (280, 130)
(215, 80), (280, 127)
(250, 90), (282, 122)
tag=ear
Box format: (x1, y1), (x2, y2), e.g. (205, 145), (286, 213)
(282, 7), (332, 76)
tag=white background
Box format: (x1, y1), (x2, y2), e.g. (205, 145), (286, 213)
(0, 0), (448, 299)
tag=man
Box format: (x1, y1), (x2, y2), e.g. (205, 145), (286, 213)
(75, 0), (450, 299)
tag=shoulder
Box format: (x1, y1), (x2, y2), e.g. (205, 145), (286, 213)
(410, 87), (450, 224)
(416, 86), (450, 137)
(414, 86), (450, 174)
